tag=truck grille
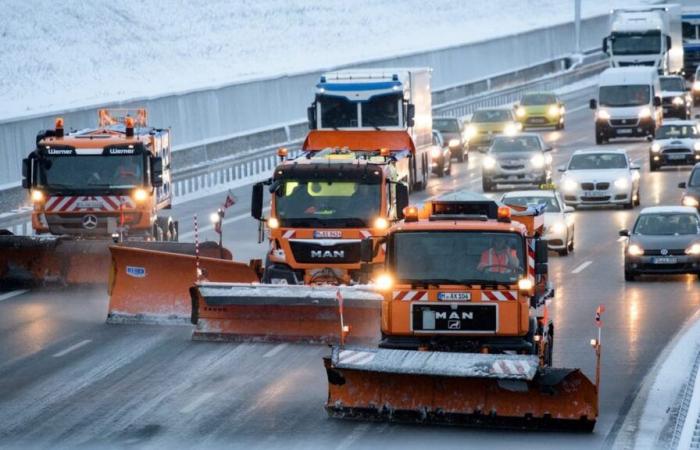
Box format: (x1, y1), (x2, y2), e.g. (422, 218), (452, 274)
(289, 240), (361, 264)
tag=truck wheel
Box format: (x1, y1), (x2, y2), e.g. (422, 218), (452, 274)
(169, 221), (179, 242)
(545, 324), (554, 367)
(153, 224), (164, 242)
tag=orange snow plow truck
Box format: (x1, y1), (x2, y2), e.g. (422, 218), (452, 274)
(323, 192), (599, 431)
(0, 109), (212, 286)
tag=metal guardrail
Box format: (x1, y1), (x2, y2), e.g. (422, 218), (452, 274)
(0, 56), (605, 232)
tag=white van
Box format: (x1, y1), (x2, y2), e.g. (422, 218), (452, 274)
(589, 67), (662, 145)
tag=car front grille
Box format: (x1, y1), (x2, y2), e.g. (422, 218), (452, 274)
(643, 249), (686, 256)
(581, 196), (611, 202)
(610, 119), (639, 127)
(662, 148), (691, 154)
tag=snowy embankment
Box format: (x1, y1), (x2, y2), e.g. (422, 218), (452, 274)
(1, 0), (643, 121)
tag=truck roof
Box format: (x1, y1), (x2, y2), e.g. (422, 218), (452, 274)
(599, 67), (658, 86)
(321, 68), (431, 81)
(39, 125), (158, 149)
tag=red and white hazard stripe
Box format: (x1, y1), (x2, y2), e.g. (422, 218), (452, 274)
(527, 239), (536, 283)
(282, 230), (296, 239)
(481, 290), (518, 301)
(392, 290), (428, 301)
(44, 196), (135, 213)
(359, 230), (372, 239)
(491, 359), (530, 376)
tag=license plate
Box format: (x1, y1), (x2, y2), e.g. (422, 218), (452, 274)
(437, 292), (471, 301)
(616, 129), (633, 135)
(76, 201), (102, 209)
(653, 257), (677, 264)
(668, 154), (687, 160)
(412, 304), (496, 332)
(530, 118), (546, 124)
(583, 191), (604, 197)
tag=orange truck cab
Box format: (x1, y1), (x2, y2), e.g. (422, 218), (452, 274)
(21, 109), (176, 241)
(251, 131), (410, 285)
(363, 191), (553, 360)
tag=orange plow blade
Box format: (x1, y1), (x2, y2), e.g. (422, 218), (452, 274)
(107, 244), (260, 325)
(324, 347), (598, 431)
(190, 283), (382, 344)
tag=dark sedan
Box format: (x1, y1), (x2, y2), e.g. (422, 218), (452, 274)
(679, 163), (700, 209)
(620, 206), (700, 281)
(433, 117), (468, 162)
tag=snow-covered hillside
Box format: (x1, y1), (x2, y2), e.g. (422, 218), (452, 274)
(0, 0), (640, 120)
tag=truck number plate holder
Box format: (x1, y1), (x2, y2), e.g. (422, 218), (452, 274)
(412, 303), (497, 332)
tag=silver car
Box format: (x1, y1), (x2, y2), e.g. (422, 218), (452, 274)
(649, 120), (700, 171)
(481, 133), (552, 192)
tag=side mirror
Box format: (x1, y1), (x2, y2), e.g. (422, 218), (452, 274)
(557, 165), (567, 173)
(646, 135), (654, 142)
(406, 104), (416, 127)
(395, 183), (409, 218)
(251, 182), (264, 220)
(619, 229), (630, 237)
(654, 96), (661, 107)
(589, 99), (597, 110)
(360, 238), (374, 263)
(564, 206), (575, 213)
(535, 262), (548, 276)
(630, 164), (640, 170)
(666, 35), (672, 50)
(544, 147), (553, 152)
(679, 181), (687, 189)
(150, 157), (163, 188)
(21, 158), (32, 189)
(307, 104), (317, 130)
(602, 37), (608, 54)
(535, 239), (548, 264)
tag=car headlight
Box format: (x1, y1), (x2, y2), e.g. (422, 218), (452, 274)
(614, 178), (629, 190)
(596, 109), (610, 120)
(530, 153), (545, 168)
(673, 96), (684, 106)
(683, 196), (699, 207)
(694, 81), (700, 91)
(504, 123), (518, 136)
(431, 147), (442, 158)
(448, 138), (460, 147)
(628, 244), (644, 256)
(464, 125), (477, 139)
(547, 105), (560, 117)
(651, 143), (661, 152)
(562, 178), (578, 192)
(638, 107), (652, 119)
(516, 107), (526, 118)
(686, 243), (700, 255)
(694, 142), (700, 151)
(482, 156), (497, 169)
(550, 221), (566, 234)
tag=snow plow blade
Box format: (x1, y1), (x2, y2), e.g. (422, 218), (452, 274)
(0, 235), (112, 286)
(107, 244), (260, 325)
(190, 283), (382, 344)
(324, 347), (598, 431)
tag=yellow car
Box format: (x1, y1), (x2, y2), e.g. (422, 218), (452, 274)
(464, 107), (522, 152)
(515, 92), (565, 130)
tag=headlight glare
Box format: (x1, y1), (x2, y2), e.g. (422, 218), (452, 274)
(482, 156), (497, 169)
(562, 178), (578, 192)
(614, 178), (629, 190)
(651, 143), (661, 152)
(638, 107), (652, 119)
(686, 243), (700, 255)
(516, 107), (526, 118)
(628, 244), (644, 256)
(596, 109), (610, 120)
(448, 138), (460, 147)
(530, 153), (545, 168)
(547, 105), (560, 117)
(683, 196), (699, 207)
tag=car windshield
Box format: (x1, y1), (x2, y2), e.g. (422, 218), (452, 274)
(502, 195), (561, 213)
(472, 110), (512, 123)
(433, 119), (460, 133)
(599, 85), (650, 107)
(521, 94), (556, 105)
(660, 78), (686, 92)
(611, 31), (661, 55)
(634, 213), (699, 235)
(656, 125), (697, 139)
(690, 169), (700, 187)
(361, 93), (401, 127)
(490, 136), (541, 153)
(274, 179), (381, 228)
(568, 153), (628, 170)
(319, 96), (358, 128)
(37, 154), (145, 191)
(389, 231), (525, 285)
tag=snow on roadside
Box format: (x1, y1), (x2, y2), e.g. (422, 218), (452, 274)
(1, 0), (643, 121)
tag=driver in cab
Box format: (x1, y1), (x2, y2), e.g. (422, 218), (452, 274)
(477, 235), (520, 273)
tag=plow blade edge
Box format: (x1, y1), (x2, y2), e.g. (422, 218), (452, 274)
(324, 347), (598, 431)
(191, 283), (382, 344)
(107, 244), (259, 325)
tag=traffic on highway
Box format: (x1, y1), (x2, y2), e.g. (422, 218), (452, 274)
(4, 2), (700, 450)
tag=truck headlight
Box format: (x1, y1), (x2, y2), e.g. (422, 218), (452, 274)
(482, 156), (497, 169)
(448, 138), (460, 148)
(31, 189), (44, 203)
(614, 178), (629, 190)
(373, 217), (389, 230)
(547, 105), (560, 117)
(683, 196), (699, 207)
(638, 107), (652, 119)
(651, 143), (661, 152)
(596, 109), (610, 120)
(673, 96), (684, 106)
(530, 153), (545, 168)
(686, 243), (700, 255)
(375, 273), (394, 291)
(628, 244), (644, 256)
(562, 178), (578, 192)
(132, 188), (149, 202)
(516, 107), (526, 118)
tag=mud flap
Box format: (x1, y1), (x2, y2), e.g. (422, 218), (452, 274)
(190, 283), (382, 344)
(324, 347), (598, 431)
(106, 244), (258, 325)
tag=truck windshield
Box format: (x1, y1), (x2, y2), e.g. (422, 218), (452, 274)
(320, 96), (358, 128)
(660, 78), (686, 92)
(37, 155), (145, 191)
(599, 85), (650, 107)
(275, 179), (381, 228)
(389, 231), (525, 285)
(611, 31), (661, 55)
(362, 94), (401, 127)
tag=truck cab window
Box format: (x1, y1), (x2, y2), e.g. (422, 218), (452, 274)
(320, 97), (358, 128)
(362, 94), (401, 127)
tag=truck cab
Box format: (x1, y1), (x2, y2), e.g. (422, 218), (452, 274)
(307, 68), (433, 191)
(21, 109), (175, 240)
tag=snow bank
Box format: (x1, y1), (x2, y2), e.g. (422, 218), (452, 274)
(1, 0), (645, 120)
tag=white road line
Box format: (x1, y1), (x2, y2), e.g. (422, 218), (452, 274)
(179, 392), (216, 414)
(571, 261), (592, 274)
(179, 207), (271, 239)
(0, 289), (29, 302)
(52, 339), (92, 358)
(262, 343), (288, 358)
(335, 423), (371, 450)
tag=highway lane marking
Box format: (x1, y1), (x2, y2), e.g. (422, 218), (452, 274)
(179, 207), (271, 239)
(179, 392), (216, 414)
(262, 343), (288, 358)
(335, 423), (371, 450)
(52, 339), (92, 358)
(571, 261), (592, 274)
(0, 289), (29, 302)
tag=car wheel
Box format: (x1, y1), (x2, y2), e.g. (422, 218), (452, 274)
(557, 246), (569, 256)
(595, 134), (603, 145)
(456, 150), (465, 163)
(624, 270), (636, 282)
(650, 163), (658, 172)
(482, 178), (493, 192)
(634, 189), (641, 207)
(446, 158), (452, 176)
(568, 237), (574, 252)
